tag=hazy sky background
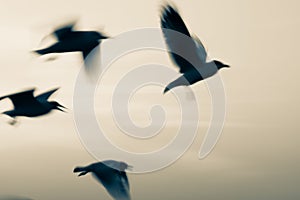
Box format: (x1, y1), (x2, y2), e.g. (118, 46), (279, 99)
(0, 0), (299, 199)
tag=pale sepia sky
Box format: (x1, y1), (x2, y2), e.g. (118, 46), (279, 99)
(0, 0), (299, 200)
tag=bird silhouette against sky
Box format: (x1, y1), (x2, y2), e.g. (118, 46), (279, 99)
(0, 88), (65, 125)
(160, 4), (230, 93)
(34, 22), (108, 62)
(74, 160), (132, 200)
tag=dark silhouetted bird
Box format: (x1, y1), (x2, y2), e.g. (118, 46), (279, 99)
(34, 22), (108, 61)
(74, 160), (132, 200)
(0, 88), (65, 125)
(160, 4), (230, 93)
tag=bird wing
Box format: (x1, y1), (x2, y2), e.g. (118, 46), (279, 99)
(36, 88), (59, 102)
(82, 41), (100, 60)
(116, 172), (131, 200)
(93, 161), (131, 200)
(160, 4), (200, 73)
(192, 34), (207, 63)
(53, 23), (75, 41)
(101, 160), (120, 169)
(120, 171), (130, 191)
(0, 89), (39, 110)
(106, 172), (131, 200)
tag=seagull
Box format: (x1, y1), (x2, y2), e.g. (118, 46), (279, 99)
(160, 4), (230, 93)
(73, 160), (132, 200)
(0, 88), (66, 125)
(34, 22), (108, 62)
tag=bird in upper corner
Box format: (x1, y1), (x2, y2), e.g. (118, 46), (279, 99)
(73, 160), (132, 200)
(0, 88), (66, 125)
(160, 4), (230, 93)
(33, 21), (108, 62)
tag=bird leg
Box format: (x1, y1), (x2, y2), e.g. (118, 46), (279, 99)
(8, 118), (18, 126)
(46, 56), (58, 61)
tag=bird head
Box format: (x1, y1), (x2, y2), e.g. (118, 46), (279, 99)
(49, 101), (67, 112)
(73, 167), (89, 177)
(93, 31), (109, 41)
(213, 60), (230, 69)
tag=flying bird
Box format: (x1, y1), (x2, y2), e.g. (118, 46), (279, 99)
(74, 160), (132, 200)
(0, 88), (66, 125)
(0, 196), (33, 200)
(34, 22), (108, 61)
(160, 4), (230, 93)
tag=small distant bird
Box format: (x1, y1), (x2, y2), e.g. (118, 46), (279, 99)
(74, 160), (132, 200)
(34, 22), (108, 61)
(160, 4), (230, 93)
(0, 88), (65, 125)
(0, 196), (33, 200)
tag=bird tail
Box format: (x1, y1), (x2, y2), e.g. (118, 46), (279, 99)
(164, 81), (177, 94)
(2, 110), (16, 117)
(163, 76), (190, 94)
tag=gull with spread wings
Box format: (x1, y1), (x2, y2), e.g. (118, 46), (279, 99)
(160, 4), (230, 93)
(0, 88), (66, 125)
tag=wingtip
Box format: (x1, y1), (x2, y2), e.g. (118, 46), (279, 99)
(49, 87), (60, 94)
(20, 87), (37, 94)
(160, 2), (182, 30)
(160, 2), (178, 14)
(53, 87), (60, 91)
(52, 18), (78, 33)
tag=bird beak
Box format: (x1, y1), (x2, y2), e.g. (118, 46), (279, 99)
(98, 36), (109, 41)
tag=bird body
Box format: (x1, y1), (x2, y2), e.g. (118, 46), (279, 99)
(160, 4), (230, 93)
(74, 160), (131, 200)
(3, 103), (52, 118)
(34, 23), (108, 60)
(0, 88), (65, 124)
